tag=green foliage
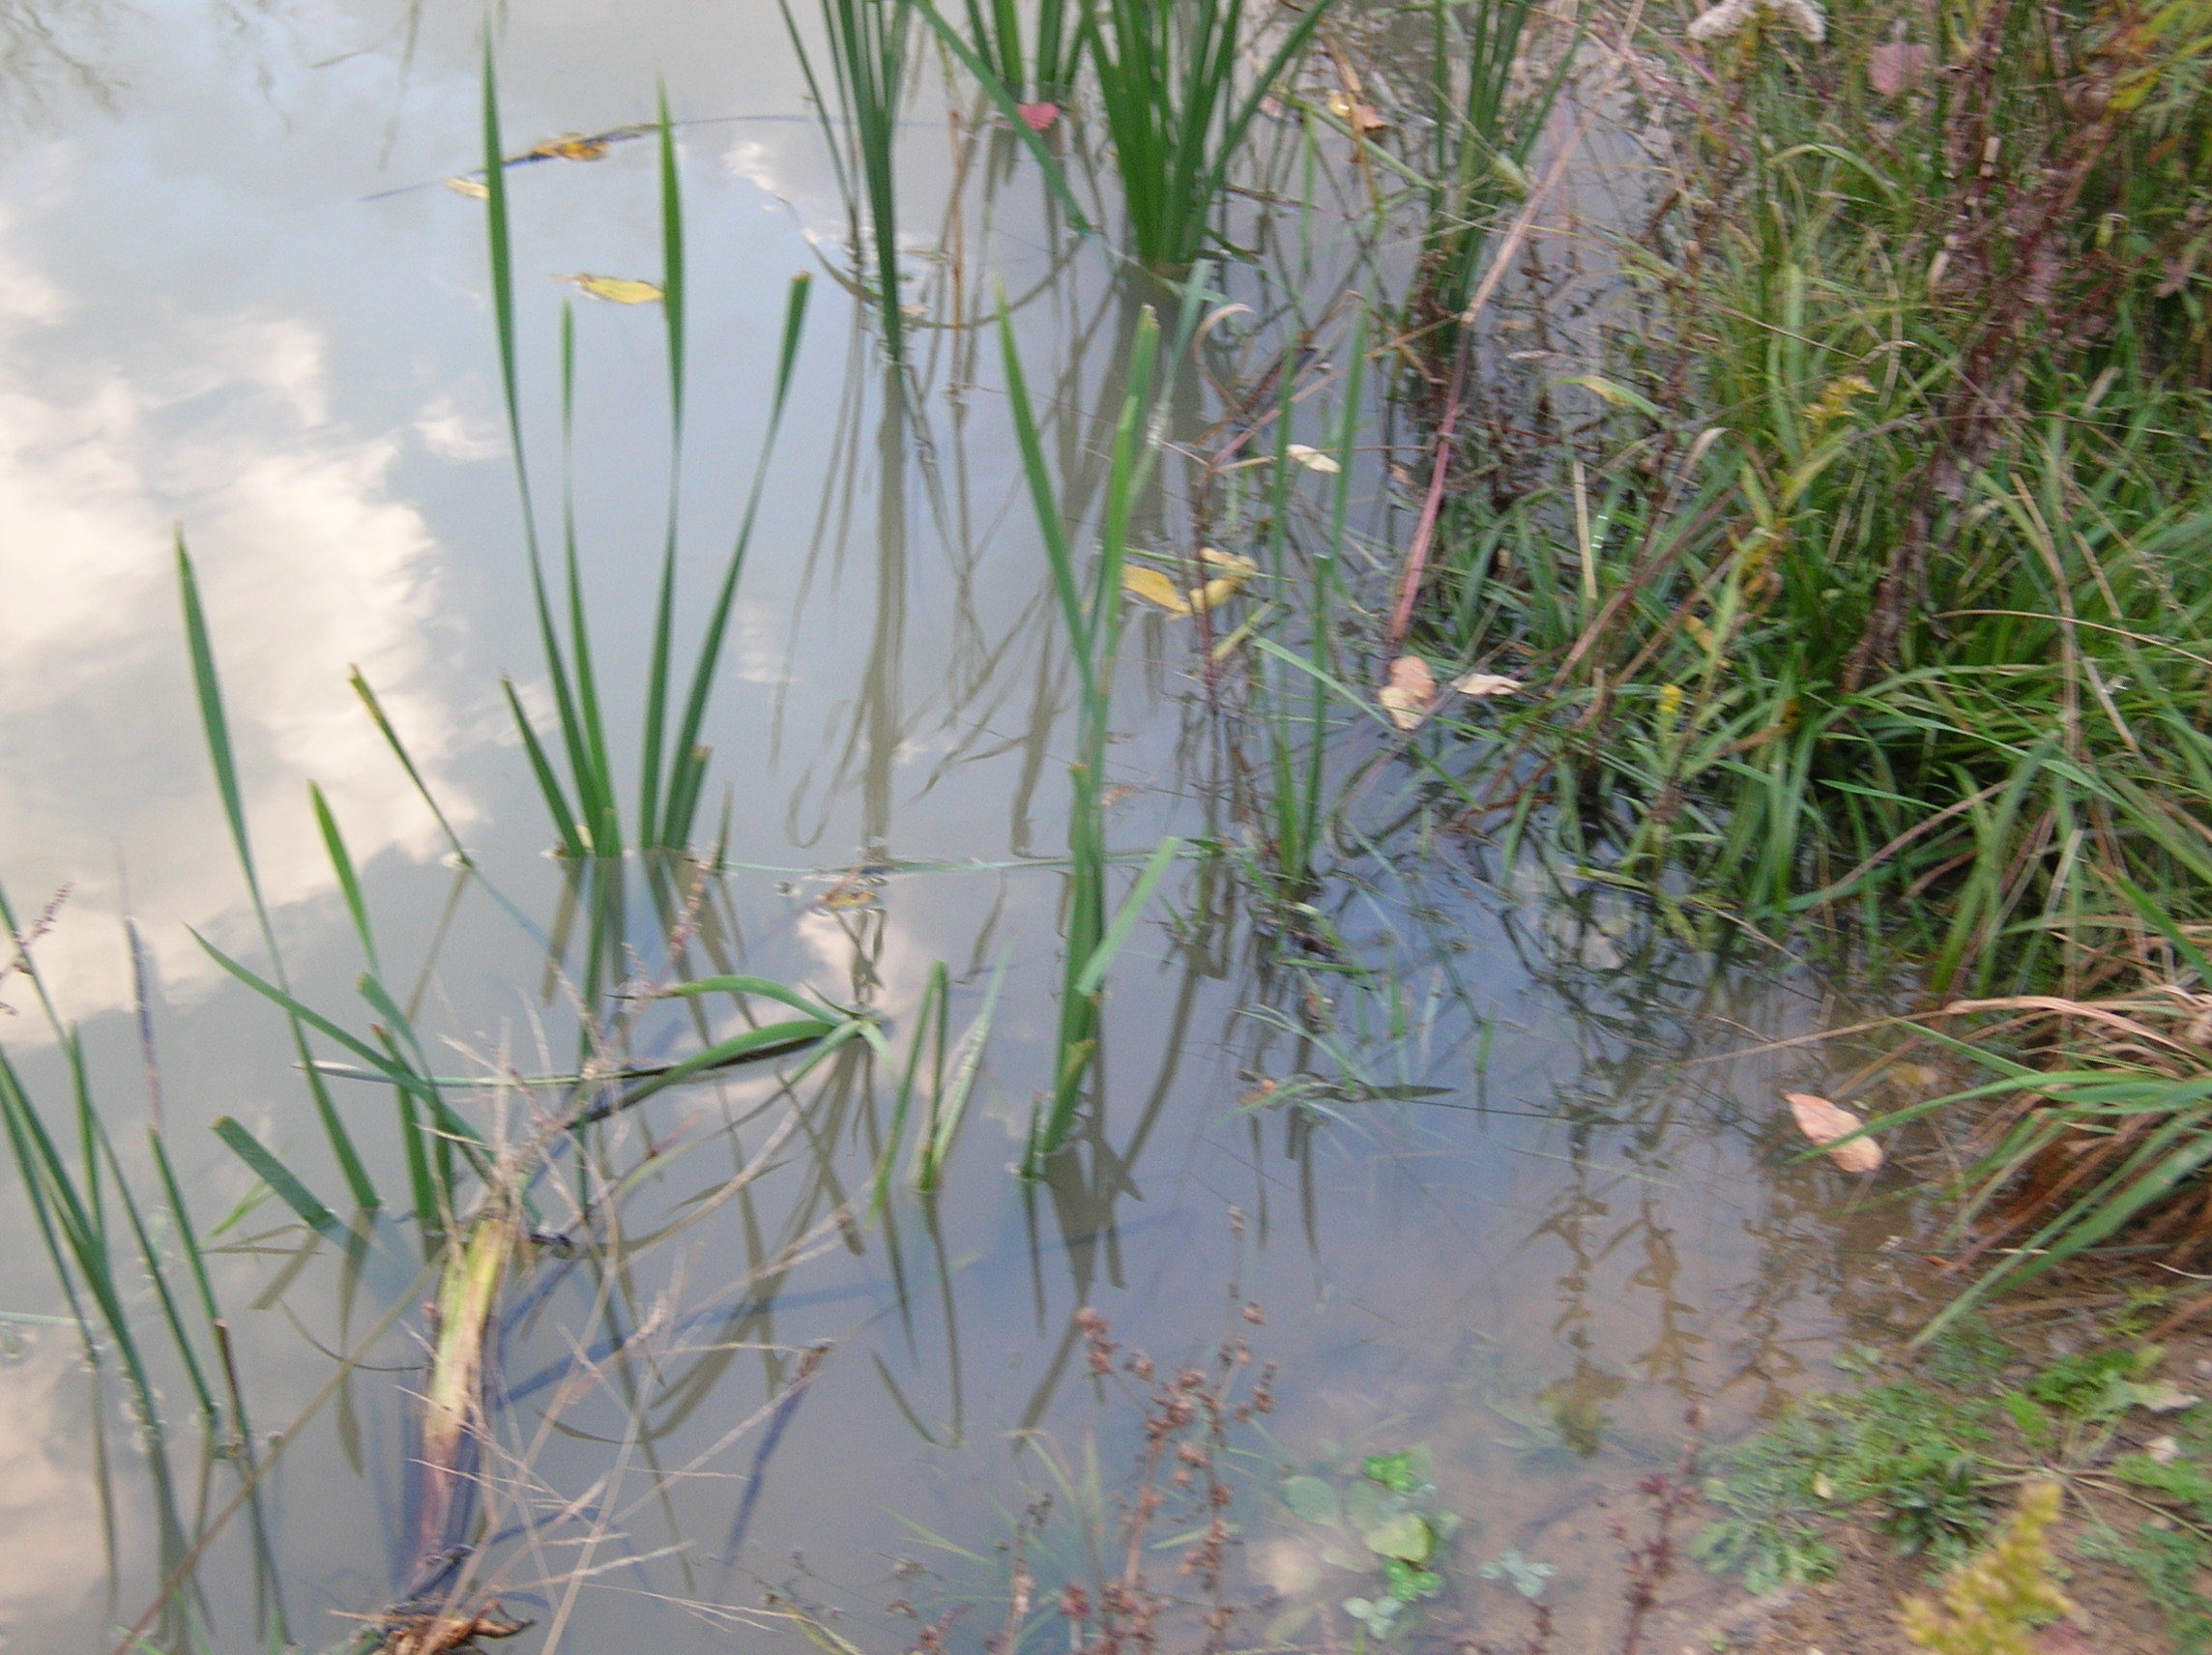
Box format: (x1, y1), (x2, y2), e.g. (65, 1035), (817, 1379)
(2079, 1522), (2212, 1655)
(1921, 1317), (2012, 1389)
(2027, 1346), (2159, 1416)
(1695, 1379), (1999, 1593)
(2110, 1448), (2212, 1522)
(784, 0), (911, 355)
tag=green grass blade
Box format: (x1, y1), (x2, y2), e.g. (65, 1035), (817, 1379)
(346, 669), (471, 866)
(1071, 836), (1181, 997)
(211, 1118), (344, 1242)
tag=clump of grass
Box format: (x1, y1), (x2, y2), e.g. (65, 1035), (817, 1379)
(1870, 922), (2212, 1336)
(785, 0), (913, 355)
(1420, 0), (2212, 992)
(1086, 0), (1335, 271)
(956, 0), (1083, 102)
(1409, 0), (1567, 332)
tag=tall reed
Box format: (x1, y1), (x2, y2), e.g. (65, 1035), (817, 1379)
(480, 53), (814, 857)
(959, 0), (1082, 101)
(1413, 0), (1564, 327)
(785, 0), (914, 356)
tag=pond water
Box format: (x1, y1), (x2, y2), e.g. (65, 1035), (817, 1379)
(0, 3), (1928, 1651)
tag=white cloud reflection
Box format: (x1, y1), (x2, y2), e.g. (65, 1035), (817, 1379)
(0, 207), (473, 1028)
(0, 1343), (109, 1630)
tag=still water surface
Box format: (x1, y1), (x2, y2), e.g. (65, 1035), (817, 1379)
(0, 3), (1913, 1649)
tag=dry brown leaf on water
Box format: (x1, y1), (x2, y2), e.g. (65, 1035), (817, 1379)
(1450, 672), (1522, 698)
(1285, 443), (1341, 474)
(1379, 655), (1437, 731)
(558, 274), (664, 305)
(1122, 566), (1193, 616)
(1786, 1091), (1884, 1173)
(443, 176), (490, 199)
(1868, 41), (1932, 97)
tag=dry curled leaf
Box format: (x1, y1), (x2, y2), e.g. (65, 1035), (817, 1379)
(1786, 1091), (1883, 1173)
(1379, 655), (1437, 731)
(1324, 90), (1388, 133)
(1285, 443), (1341, 474)
(1450, 672), (1522, 698)
(558, 274), (664, 305)
(443, 176), (490, 199)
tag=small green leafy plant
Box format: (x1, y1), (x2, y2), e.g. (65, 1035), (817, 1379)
(1277, 1444), (1463, 1640)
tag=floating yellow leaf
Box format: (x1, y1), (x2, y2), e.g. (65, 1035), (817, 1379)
(1379, 655), (1437, 731)
(1450, 672), (1522, 698)
(1188, 577), (1242, 614)
(1786, 1092), (1884, 1173)
(1189, 550), (1257, 613)
(530, 132), (613, 161)
(1122, 566), (1193, 616)
(558, 274), (664, 305)
(1285, 444), (1341, 474)
(443, 176), (490, 199)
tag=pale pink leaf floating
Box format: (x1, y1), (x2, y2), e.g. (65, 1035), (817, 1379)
(1017, 102), (1060, 132)
(1868, 42), (1932, 97)
(1786, 1092), (1884, 1173)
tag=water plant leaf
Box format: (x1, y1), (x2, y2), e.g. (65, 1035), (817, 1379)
(211, 1118), (343, 1240)
(1555, 374), (1664, 419)
(1451, 672), (1523, 698)
(1362, 1449), (1425, 1493)
(1285, 443), (1340, 473)
(1364, 1513), (1434, 1562)
(1478, 1549), (1555, 1600)
(659, 973), (830, 1021)
(1380, 656), (1438, 731)
(1281, 1474), (1340, 1524)
(1787, 1091), (1884, 1173)
(558, 274), (664, 304)
(1123, 566), (1193, 615)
